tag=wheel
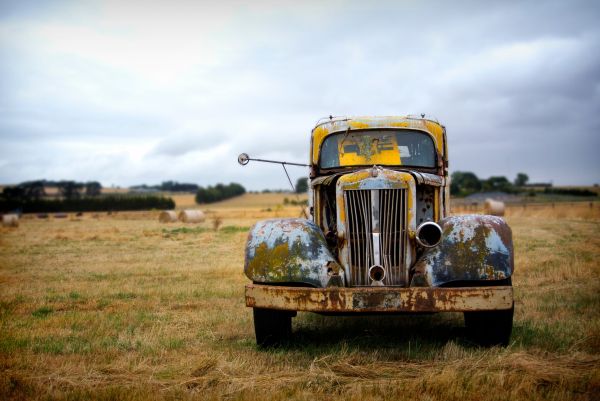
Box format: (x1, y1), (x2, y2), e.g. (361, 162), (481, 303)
(253, 308), (292, 347)
(464, 302), (514, 346)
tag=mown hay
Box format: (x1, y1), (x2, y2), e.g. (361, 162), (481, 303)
(484, 198), (505, 216)
(178, 210), (206, 223)
(159, 210), (178, 223)
(2, 213), (19, 227)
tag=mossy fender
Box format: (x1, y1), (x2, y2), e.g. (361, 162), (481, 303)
(244, 218), (343, 287)
(411, 215), (514, 287)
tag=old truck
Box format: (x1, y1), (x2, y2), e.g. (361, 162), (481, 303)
(243, 116), (514, 346)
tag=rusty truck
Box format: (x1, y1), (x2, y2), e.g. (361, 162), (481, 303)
(242, 116), (514, 346)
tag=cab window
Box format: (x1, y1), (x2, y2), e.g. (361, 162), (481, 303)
(320, 129), (436, 169)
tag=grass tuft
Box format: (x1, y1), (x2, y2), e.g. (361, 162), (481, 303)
(219, 225), (250, 234)
(31, 306), (53, 318)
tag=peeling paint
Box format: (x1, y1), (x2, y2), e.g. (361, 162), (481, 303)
(245, 219), (343, 287)
(411, 215), (514, 287)
(246, 284), (514, 312)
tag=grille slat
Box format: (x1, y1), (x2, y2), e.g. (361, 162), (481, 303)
(345, 189), (407, 286)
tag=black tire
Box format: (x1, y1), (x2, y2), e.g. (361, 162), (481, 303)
(253, 308), (292, 347)
(464, 302), (514, 346)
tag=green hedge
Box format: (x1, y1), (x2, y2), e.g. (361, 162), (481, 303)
(0, 195), (175, 213)
(543, 188), (597, 197)
(195, 183), (246, 204)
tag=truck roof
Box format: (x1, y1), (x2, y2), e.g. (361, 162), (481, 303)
(310, 115), (446, 165)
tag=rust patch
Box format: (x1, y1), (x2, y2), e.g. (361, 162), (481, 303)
(246, 284), (513, 312)
(244, 219), (342, 287)
(411, 215), (514, 286)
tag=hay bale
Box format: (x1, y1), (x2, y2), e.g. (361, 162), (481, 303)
(2, 214), (19, 227)
(159, 210), (178, 223)
(484, 199), (505, 216)
(178, 210), (206, 223)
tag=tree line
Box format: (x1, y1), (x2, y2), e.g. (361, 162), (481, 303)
(0, 195), (174, 214)
(450, 172), (596, 197)
(130, 181), (199, 192)
(195, 183), (246, 204)
(2, 180), (103, 200)
(1, 180), (174, 213)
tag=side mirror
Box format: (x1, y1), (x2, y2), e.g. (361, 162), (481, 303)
(238, 153), (250, 166)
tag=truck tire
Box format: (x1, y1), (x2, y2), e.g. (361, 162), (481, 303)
(253, 308), (292, 347)
(464, 302), (514, 346)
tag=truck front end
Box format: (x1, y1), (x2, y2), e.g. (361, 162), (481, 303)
(244, 116), (514, 346)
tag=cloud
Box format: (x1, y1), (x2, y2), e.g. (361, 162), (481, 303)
(148, 130), (228, 157)
(0, 0), (599, 188)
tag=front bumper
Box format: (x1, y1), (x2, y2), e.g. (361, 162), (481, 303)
(245, 284), (513, 313)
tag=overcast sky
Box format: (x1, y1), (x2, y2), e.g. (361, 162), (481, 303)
(1, 0), (599, 189)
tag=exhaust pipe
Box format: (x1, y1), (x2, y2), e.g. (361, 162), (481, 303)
(416, 221), (443, 248)
(369, 264), (386, 286)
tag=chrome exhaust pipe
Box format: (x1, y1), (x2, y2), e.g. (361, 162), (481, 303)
(369, 264), (386, 286)
(416, 221), (443, 248)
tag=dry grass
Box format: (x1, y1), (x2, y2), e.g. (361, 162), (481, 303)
(452, 201), (600, 220)
(0, 200), (598, 400)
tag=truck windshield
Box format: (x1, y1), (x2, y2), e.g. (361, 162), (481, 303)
(319, 129), (436, 169)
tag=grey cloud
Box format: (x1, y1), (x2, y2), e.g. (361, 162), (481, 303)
(149, 132), (228, 157)
(1, 0), (599, 188)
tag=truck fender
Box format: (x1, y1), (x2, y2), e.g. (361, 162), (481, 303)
(245, 219), (343, 288)
(411, 215), (514, 287)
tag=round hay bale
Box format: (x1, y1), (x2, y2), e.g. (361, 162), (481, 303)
(178, 210), (206, 223)
(484, 199), (505, 216)
(2, 214), (19, 227)
(159, 210), (178, 223)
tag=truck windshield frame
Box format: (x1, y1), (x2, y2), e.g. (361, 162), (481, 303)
(318, 129), (437, 169)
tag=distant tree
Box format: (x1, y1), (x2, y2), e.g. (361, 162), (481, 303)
(482, 176), (514, 193)
(195, 182), (245, 204)
(514, 173), (529, 187)
(2, 185), (26, 200)
(22, 181), (46, 200)
(295, 177), (308, 193)
(160, 181), (199, 192)
(2, 181), (46, 201)
(85, 181), (102, 197)
(130, 184), (160, 191)
(57, 181), (83, 199)
(450, 171), (482, 196)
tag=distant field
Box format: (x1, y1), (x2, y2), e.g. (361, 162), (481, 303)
(0, 203), (598, 400)
(170, 192), (307, 210)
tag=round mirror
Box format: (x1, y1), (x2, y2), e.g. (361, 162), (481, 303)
(238, 153), (250, 165)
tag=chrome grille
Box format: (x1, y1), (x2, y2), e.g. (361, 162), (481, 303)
(344, 189), (407, 286)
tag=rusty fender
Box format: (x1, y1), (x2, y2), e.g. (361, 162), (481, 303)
(411, 215), (514, 287)
(246, 284), (513, 312)
(245, 218), (343, 288)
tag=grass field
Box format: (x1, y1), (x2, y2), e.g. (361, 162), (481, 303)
(0, 198), (599, 400)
